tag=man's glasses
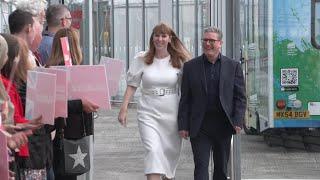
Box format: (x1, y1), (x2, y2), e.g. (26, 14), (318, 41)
(201, 38), (220, 44)
(61, 17), (73, 21)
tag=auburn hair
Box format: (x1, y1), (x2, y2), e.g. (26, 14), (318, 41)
(144, 23), (191, 69)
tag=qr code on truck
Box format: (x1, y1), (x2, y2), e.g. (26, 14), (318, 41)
(281, 68), (298, 86)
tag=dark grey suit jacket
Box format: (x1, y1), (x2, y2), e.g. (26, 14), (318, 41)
(178, 54), (246, 138)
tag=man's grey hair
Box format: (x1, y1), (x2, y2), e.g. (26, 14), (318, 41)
(203, 27), (223, 40)
(14, 0), (47, 16)
(46, 4), (70, 27)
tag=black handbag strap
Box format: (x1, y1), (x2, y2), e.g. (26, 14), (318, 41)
(56, 111), (87, 139)
(81, 111), (87, 137)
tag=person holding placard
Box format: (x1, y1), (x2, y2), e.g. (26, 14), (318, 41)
(118, 23), (191, 180)
(47, 28), (99, 180)
(1, 33), (48, 180)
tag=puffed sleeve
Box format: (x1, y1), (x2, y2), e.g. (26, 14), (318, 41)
(126, 51), (146, 87)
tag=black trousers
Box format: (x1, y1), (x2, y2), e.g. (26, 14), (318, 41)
(191, 130), (232, 180)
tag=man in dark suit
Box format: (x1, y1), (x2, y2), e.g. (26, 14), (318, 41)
(178, 27), (246, 180)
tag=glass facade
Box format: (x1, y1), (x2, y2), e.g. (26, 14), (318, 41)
(63, 0), (93, 64)
(112, 0), (160, 100)
(177, 0), (196, 55)
(144, 0), (160, 50)
(173, 0), (210, 56)
(88, 0), (212, 100)
(240, 0), (270, 129)
(0, 0), (219, 101)
(94, 0), (112, 62)
(0, 2), (12, 33)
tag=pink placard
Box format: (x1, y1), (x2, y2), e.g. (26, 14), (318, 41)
(35, 68), (68, 118)
(100, 56), (124, 96)
(51, 65), (111, 110)
(0, 130), (9, 180)
(60, 37), (72, 66)
(25, 71), (57, 125)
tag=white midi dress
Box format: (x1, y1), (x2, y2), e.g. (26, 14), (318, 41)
(126, 52), (182, 178)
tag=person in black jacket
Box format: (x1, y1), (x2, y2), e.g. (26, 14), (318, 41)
(46, 28), (99, 180)
(178, 27), (246, 180)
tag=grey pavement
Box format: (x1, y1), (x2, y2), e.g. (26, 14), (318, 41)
(93, 107), (320, 180)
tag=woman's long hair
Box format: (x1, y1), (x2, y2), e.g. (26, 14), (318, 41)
(0, 34), (8, 70)
(0, 34), (32, 88)
(46, 28), (82, 66)
(144, 23), (191, 69)
(1, 33), (19, 79)
(15, 38), (33, 87)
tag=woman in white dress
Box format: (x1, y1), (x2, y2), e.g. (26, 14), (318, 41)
(118, 23), (191, 180)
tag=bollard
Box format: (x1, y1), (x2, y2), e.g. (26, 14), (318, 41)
(230, 134), (241, 180)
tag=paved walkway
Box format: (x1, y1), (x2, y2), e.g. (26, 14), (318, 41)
(93, 107), (320, 180)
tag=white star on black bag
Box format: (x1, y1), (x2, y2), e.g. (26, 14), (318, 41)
(53, 113), (92, 176)
(64, 136), (90, 174)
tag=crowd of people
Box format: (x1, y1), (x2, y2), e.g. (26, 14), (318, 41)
(0, 2), (98, 180)
(1, 1), (246, 180)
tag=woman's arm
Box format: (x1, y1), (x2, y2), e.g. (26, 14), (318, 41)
(118, 85), (137, 127)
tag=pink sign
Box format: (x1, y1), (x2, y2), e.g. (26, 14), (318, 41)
(35, 68), (68, 118)
(100, 56), (124, 96)
(25, 71), (57, 125)
(60, 37), (72, 66)
(51, 65), (111, 110)
(0, 130), (9, 180)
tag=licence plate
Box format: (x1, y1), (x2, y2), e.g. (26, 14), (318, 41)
(274, 111), (310, 119)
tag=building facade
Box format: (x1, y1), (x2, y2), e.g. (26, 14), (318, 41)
(0, 0), (241, 100)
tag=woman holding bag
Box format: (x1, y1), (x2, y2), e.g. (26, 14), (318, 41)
(46, 28), (98, 180)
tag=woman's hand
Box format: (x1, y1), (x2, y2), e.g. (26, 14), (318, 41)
(1, 101), (9, 121)
(2, 124), (20, 134)
(14, 115), (43, 133)
(29, 115), (42, 125)
(179, 130), (189, 140)
(118, 107), (127, 127)
(117, 85), (137, 127)
(234, 126), (242, 134)
(9, 170), (15, 180)
(7, 130), (32, 150)
(82, 99), (99, 113)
